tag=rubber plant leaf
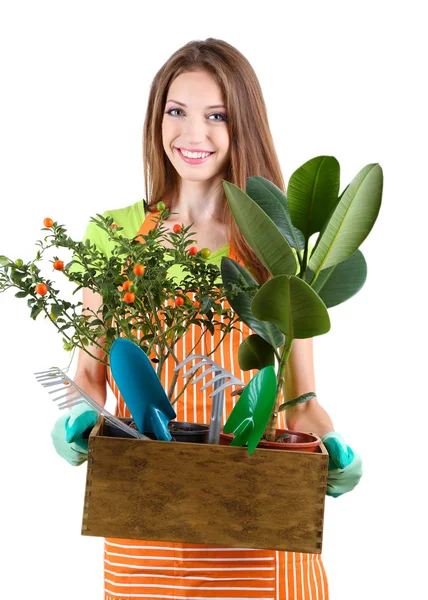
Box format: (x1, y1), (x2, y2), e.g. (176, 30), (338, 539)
(238, 334), (275, 371)
(278, 392), (317, 412)
(221, 256), (284, 348)
(245, 176), (305, 251)
(287, 156), (340, 238)
(223, 365), (277, 454)
(308, 163), (383, 281)
(223, 180), (298, 277)
(305, 249), (367, 308)
(251, 274), (331, 339)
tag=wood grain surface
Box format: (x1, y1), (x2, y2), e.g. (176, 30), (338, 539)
(82, 417), (328, 553)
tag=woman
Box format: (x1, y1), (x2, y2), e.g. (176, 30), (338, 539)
(52, 38), (362, 600)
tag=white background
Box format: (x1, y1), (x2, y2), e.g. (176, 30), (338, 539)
(0, 1), (426, 598)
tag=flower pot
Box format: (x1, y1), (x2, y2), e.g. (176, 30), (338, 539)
(82, 416), (328, 554)
(219, 428), (321, 453)
(104, 417), (209, 444)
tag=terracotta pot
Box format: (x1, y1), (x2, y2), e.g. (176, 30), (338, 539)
(219, 428), (321, 452)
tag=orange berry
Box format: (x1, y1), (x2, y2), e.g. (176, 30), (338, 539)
(173, 224), (182, 233)
(35, 283), (48, 295)
(43, 218), (54, 228)
(133, 264), (145, 276)
(175, 296), (185, 307)
(188, 246), (197, 255)
(122, 280), (132, 291)
(110, 223), (118, 229)
(53, 259), (64, 270)
(123, 292), (136, 303)
(192, 301), (201, 309)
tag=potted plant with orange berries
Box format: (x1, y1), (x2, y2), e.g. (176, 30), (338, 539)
(0, 206), (240, 442)
(218, 155), (383, 454)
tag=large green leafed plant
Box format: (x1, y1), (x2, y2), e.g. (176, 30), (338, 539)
(221, 156), (383, 451)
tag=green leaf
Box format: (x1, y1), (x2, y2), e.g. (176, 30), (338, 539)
(308, 163), (383, 278)
(30, 304), (43, 320)
(223, 366), (277, 454)
(245, 176), (304, 250)
(288, 156), (340, 237)
(223, 180), (297, 276)
(221, 257), (284, 348)
(238, 334), (275, 371)
(27, 298), (36, 308)
(251, 275), (331, 339)
(200, 296), (214, 314)
(15, 291), (28, 298)
(0, 255), (9, 267)
(305, 249), (367, 308)
(89, 318), (104, 326)
(278, 392), (316, 412)
(51, 304), (63, 319)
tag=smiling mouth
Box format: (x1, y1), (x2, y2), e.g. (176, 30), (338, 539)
(176, 148), (216, 164)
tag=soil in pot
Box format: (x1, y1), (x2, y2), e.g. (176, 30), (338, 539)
(104, 418), (209, 444)
(219, 428), (321, 452)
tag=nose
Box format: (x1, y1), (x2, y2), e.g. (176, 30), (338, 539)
(183, 115), (208, 145)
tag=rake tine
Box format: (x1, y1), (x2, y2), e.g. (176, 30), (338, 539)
(207, 379), (243, 396)
(34, 369), (61, 377)
(58, 397), (86, 409)
(199, 372), (229, 391)
(180, 360), (211, 378)
(52, 391), (82, 402)
(173, 353), (208, 371)
(41, 380), (69, 389)
(48, 385), (74, 395)
(190, 366), (219, 384)
(37, 375), (64, 383)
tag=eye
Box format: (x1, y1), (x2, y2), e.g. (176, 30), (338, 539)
(209, 113), (228, 122)
(165, 108), (228, 122)
(165, 108), (183, 117)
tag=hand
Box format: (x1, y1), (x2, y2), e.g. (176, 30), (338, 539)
(321, 432), (363, 498)
(51, 403), (98, 466)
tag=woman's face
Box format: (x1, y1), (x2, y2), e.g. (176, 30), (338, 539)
(162, 70), (230, 183)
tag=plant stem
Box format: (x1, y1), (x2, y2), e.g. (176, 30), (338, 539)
(263, 334), (294, 441)
(148, 294), (179, 383)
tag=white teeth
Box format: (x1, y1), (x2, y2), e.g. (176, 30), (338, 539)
(180, 149), (212, 159)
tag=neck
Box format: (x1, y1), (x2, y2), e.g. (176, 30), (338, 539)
(170, 176), (226, 224)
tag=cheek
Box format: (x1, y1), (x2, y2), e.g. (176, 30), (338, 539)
(218, 128), (231, 154)
(161, 119), (175, 147)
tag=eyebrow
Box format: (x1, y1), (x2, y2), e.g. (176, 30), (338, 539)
(166, 99), (226, 109)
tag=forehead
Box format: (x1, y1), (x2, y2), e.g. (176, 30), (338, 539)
(166, 70), (226, 107)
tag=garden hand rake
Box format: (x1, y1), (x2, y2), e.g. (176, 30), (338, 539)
(34, 366), (151, 440)
(174, 354), (245, 444)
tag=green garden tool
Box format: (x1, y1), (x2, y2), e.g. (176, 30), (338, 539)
(223, 365), (277, 454)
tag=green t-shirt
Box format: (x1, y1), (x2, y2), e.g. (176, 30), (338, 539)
(69, 199), (230, 282)
(70, 199), (303, 280)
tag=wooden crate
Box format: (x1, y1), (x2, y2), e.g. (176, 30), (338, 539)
(81, 416), (328, 553)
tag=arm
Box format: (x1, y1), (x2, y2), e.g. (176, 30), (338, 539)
(73, 287), (107, 407)
(283, 337), (334, 437)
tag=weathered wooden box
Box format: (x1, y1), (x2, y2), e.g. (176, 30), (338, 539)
(82, 416), (328, 553)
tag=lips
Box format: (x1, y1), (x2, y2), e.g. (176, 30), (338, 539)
(176, 148), (215, 165)
(177, 147), (215, 154)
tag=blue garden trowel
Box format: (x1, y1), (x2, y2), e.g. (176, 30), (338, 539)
(109, 338), (176, 441)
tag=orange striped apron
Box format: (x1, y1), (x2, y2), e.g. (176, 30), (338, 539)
(104, 211), (329, 600)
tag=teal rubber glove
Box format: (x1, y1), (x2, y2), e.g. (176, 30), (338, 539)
(321, 432), (363, 498)
(51, 403), (98, 466)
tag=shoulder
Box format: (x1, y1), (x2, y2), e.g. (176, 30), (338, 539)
(99, 200), (146, 238)
(83, 199), (146, 255)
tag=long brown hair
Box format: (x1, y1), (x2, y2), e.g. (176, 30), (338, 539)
(142, 38), (285, 283)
